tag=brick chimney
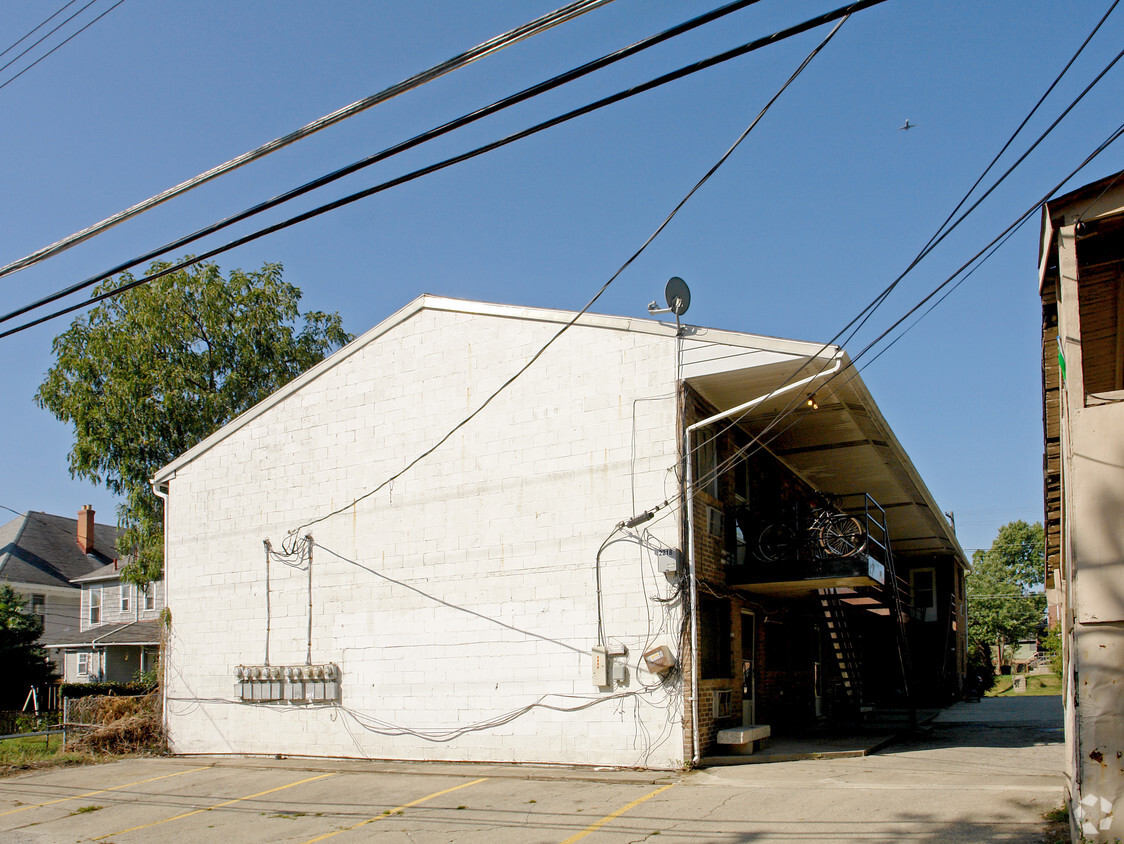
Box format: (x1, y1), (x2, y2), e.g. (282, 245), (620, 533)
(77, 505), (95, 554)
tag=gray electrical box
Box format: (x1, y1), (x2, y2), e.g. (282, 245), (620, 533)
(655, 547), (679, 574)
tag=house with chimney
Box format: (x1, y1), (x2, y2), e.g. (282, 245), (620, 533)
(0, 506), (118, 673)
(154, 295), (966, 768)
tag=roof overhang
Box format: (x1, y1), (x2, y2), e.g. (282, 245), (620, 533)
(683, 345), (966, 564)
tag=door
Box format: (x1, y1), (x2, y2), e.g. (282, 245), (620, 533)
(741, 610), (756, 724)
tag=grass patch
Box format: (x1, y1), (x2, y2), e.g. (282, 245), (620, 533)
(73, 805), (102, 814)
(0, 732), (63, 764)
(1042, 803), (1068, 843)
(986, 674), (1062, 697)
(0, 732), (114, 778)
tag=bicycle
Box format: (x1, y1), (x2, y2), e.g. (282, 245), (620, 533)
(757, 502), (866, 562)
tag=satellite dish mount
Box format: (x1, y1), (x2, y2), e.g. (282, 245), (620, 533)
(648, 276), (691, 334)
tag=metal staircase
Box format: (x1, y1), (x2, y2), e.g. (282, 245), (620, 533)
(818, 494), (916, 727)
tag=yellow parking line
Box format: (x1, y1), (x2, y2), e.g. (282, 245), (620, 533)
(0, 766), (211, 817)
(301, 777), (488, 843)
(559, 783), (676, 843)
(94, 771), (335, 839)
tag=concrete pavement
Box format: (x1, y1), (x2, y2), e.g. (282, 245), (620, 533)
(0, 695), (1064, 842)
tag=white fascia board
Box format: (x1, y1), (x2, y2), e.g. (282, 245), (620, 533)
(152, 293), (834, 483)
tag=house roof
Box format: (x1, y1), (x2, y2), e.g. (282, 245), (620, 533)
(0, 511), (118, 591)
(71, 560), (127, 584)
(40, 619), (161, 649)
(684, 350), (965, 563)
(152, 294), (965, 566)
(153, 295), (830, 483)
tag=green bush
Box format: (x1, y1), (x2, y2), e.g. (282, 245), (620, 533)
(60, 682), (155, 700)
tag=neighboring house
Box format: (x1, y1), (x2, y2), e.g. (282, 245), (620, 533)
(155, 295), (966, 769)
(1040, 168), (1124, 842)
(41, 561), (164, 684)
(0, 506), (118, 672)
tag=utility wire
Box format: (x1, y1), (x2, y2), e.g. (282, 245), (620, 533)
(0, 0), (80, 61)
(682, 13), (1124, 485)
(743, 117), (1124, 472)
(0, 0), (617, 279)
(0, 0), (128, 95)
(0, 0), (101, 78)
(269, 11), (855, 555)
(0, 0), (890, 340)
(838, 4), (1124, 353)
(0, 0), (772, 326)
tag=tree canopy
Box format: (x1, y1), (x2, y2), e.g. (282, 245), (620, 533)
(0, 586), (54, 708)
(36, 260), (351, 583)
(966, 520), (1047, 666)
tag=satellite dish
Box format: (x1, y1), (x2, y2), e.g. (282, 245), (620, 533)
(665, 277), (691, 316)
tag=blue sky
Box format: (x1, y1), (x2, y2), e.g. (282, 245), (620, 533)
(1, 0), (1121, 557)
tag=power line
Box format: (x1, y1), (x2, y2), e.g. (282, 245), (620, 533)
(0, 0), (618, 280)
(838, 0), (1122, 352)
(269, 11), (855, 558)
(0, 0), (100, 78)
(0, 0), (128, 95)
(0, 0), (80, 61)
(0, 0), (892, 341)
(0, 0), (773, 327)
(682, 12), (1124, 490)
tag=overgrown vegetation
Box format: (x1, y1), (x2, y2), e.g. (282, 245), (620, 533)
(64, 693), (164, 755)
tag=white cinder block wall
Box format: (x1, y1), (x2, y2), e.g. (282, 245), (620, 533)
(162, 300), (687, 768)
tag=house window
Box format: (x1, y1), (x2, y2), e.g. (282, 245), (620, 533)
(120, 583), (132, 613)
(77, 652), (89, 676)
(143, 585), (155, 611)
(910, 568), (937, 622)
(89, 587), (101, 624)
(30, 594), (45, 622)
(696, 429), (719, 498)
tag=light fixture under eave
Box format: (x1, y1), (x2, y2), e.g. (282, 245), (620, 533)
(805, 395), (819, 410)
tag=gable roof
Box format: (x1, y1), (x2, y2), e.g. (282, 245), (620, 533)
(0, 511), (118, 590)
(150, 294), (963, 566)
(153, 294), (832, 483)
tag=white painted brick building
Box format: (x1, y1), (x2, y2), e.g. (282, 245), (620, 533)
(156, 295), (963, 768)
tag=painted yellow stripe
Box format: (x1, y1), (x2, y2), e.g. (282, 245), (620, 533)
(559, 783), (676, 844)
(0, 766), (211, 818)
(94, 771), (335, 839)
(301, 777), (488, 843)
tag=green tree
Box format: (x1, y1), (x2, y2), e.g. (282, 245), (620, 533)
(966, 520), (1047, 670)
(36, 260), (351, 584)
(0, 586), (55, 709)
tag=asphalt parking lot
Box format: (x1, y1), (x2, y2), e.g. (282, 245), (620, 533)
(0, 698), (1065, 843)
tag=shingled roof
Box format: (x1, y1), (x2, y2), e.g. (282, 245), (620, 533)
(0, 510), (118, 590)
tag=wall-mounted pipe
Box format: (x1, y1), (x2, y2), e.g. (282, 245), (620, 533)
(683, 351), (843, 765)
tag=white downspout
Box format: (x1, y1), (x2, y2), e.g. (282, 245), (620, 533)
(153, 480), (171, 739)
(684, 351), (843, 765)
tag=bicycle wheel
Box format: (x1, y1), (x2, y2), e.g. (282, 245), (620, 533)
(818, 515), (866, 558)
(757, 523), (795, 562)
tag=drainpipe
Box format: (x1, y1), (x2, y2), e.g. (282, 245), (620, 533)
(683, 351), (843, 765)
(153, 480), (170, 739)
